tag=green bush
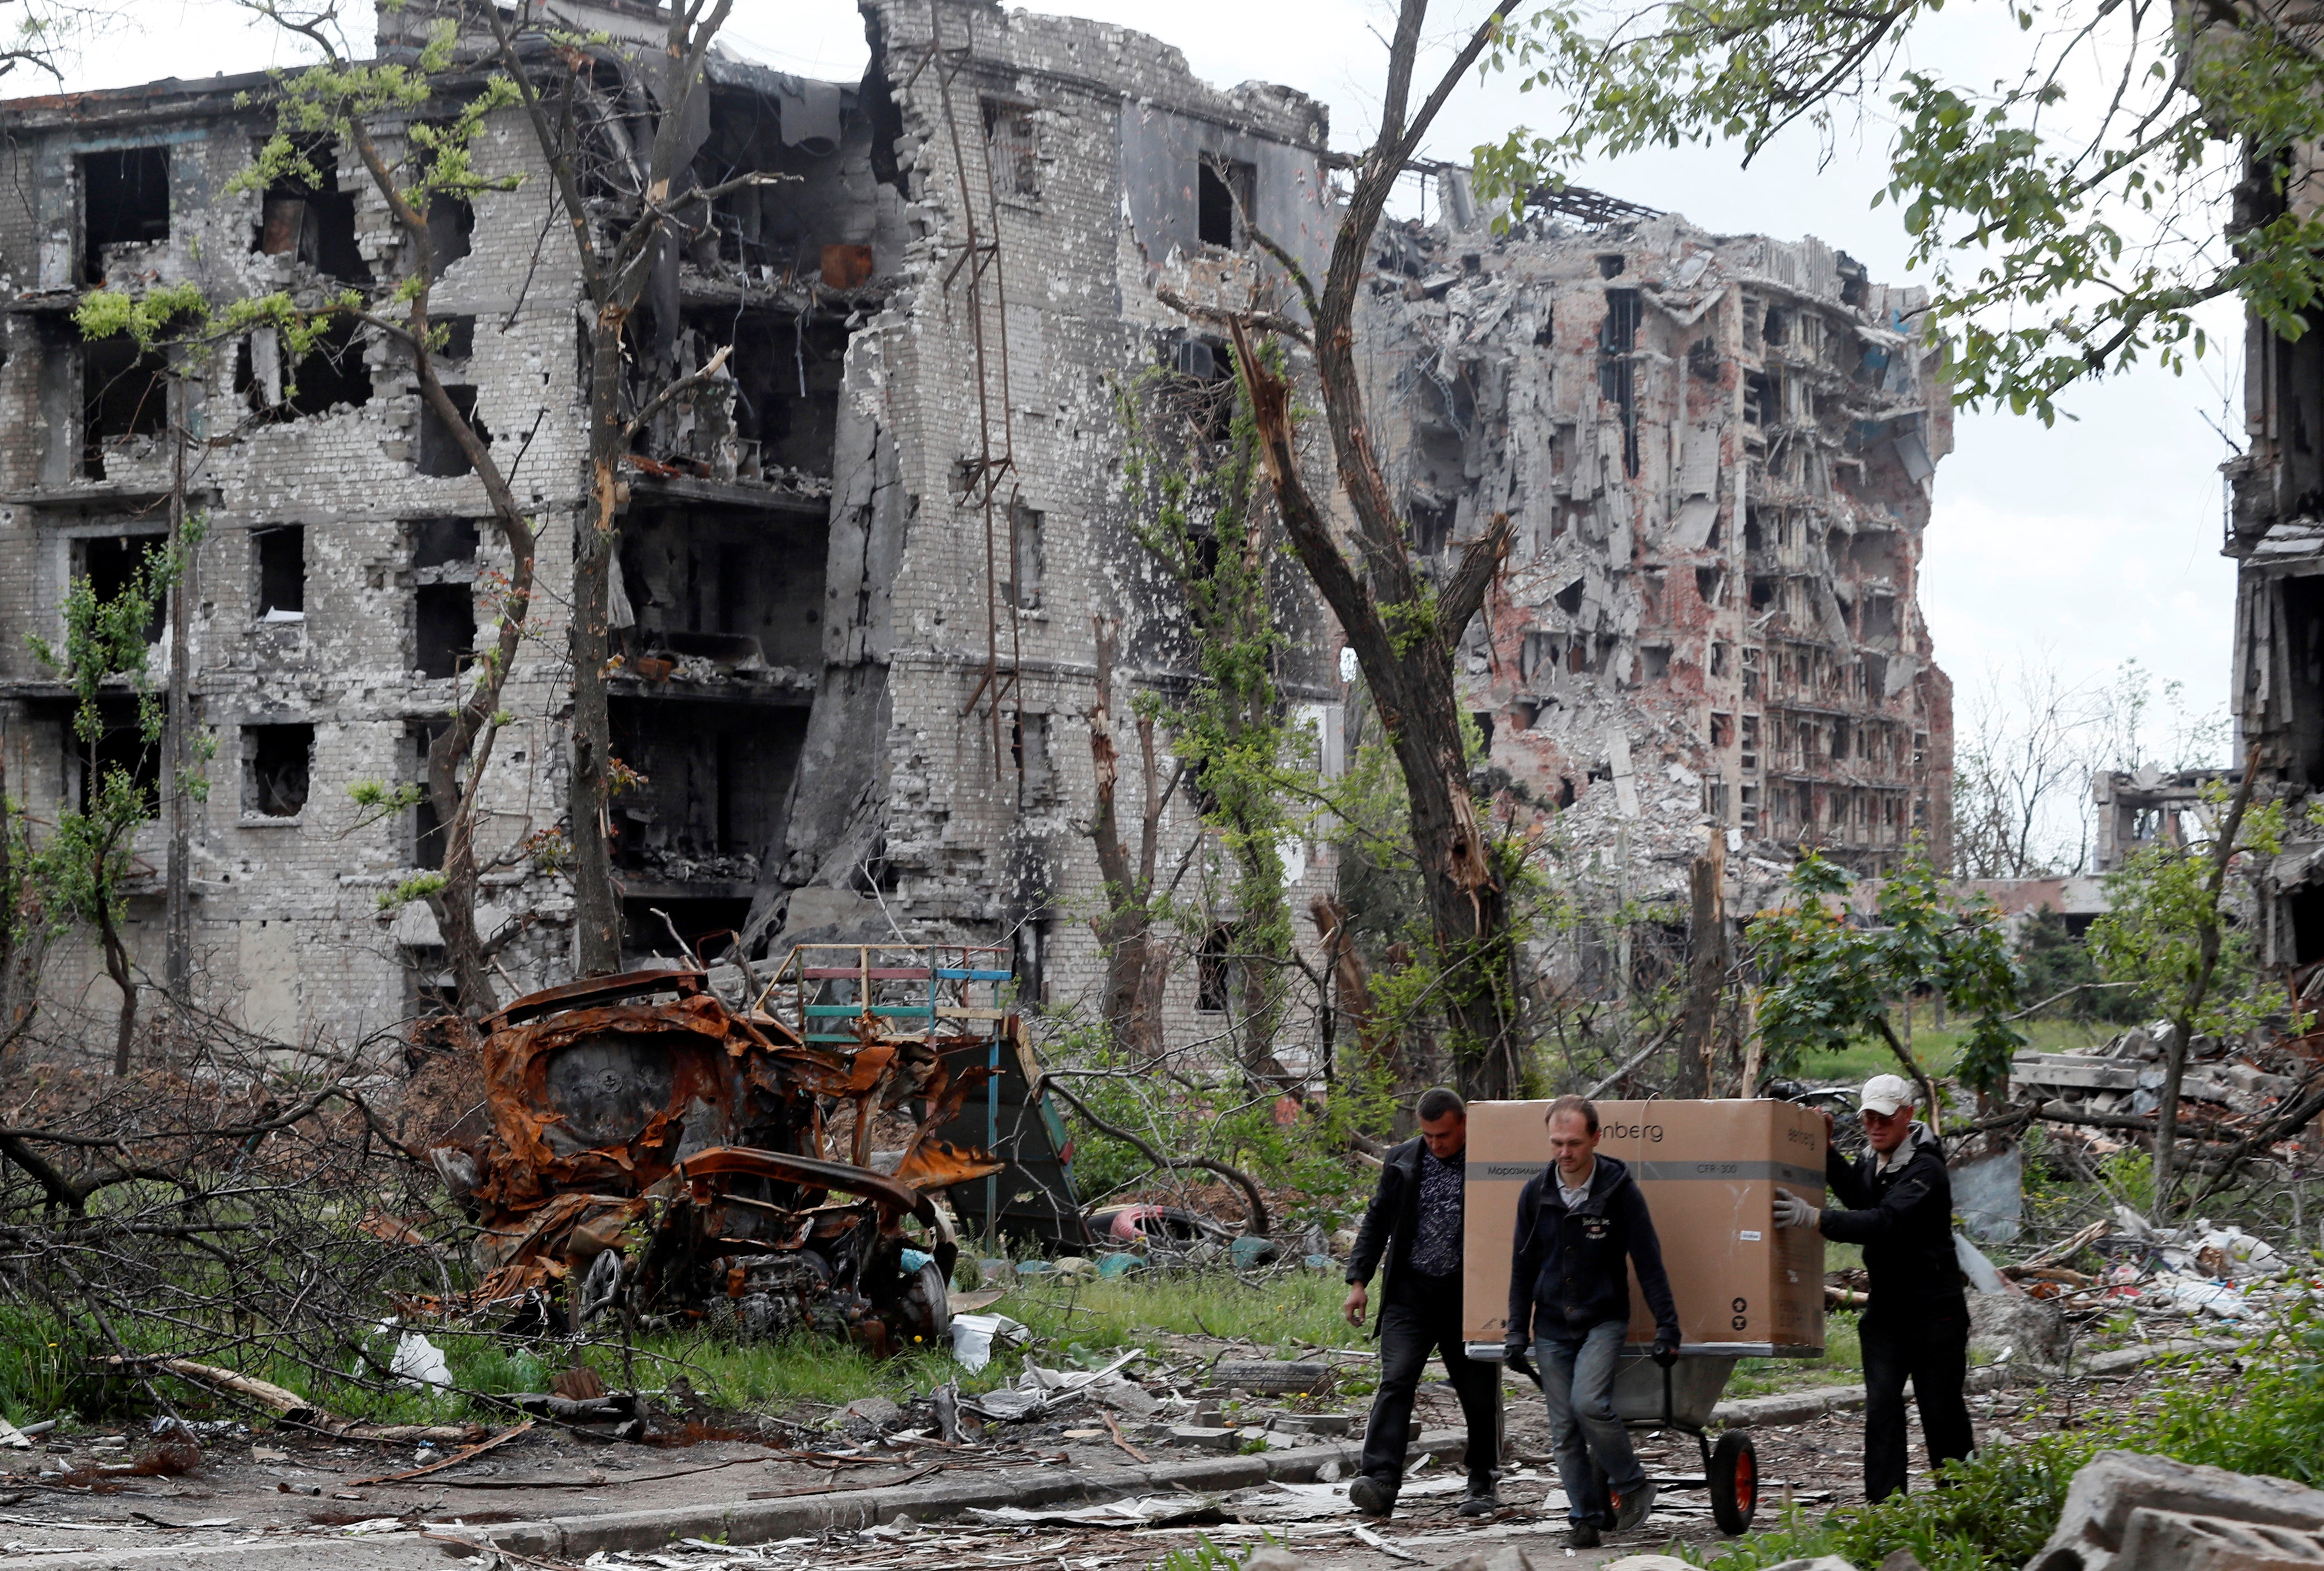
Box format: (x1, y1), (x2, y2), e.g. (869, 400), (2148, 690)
(1695, 1304), (2324, 1571)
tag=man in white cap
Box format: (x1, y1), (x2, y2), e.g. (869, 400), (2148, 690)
(1771, 1073), (1971, 1501)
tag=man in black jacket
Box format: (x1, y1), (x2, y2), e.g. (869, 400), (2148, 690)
(1341, 1087), (1500, 1521)
(1504, 1095), (1680, 1549)
(1773, 1073), (1972, 1501)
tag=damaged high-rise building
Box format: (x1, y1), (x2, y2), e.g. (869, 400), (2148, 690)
(1359, 191), (1956, 915)
(0, 0), (1958, 1049)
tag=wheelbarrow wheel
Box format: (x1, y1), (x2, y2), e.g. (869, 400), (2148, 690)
(1709, 1429), (1758, 1534)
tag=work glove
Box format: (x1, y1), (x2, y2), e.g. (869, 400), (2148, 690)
(1651, 1339), (1678, 1368)
(1772, 1190), (1820, 1230)
(1503, 1338), (1529, 1364)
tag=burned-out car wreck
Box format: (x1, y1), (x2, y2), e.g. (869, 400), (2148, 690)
(428, 967), (1004, 1354)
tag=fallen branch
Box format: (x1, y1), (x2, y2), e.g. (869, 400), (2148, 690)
(103, 1356), (479, 1443)
(1030, 1074), (1271, 1236)
(347, 1420), (533, 1486)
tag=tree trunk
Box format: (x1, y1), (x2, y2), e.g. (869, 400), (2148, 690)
(2154, 742), (2262, 1214)
(1675, 829), (1728, 1097)
(163, 370), (192, 1000)
(1217, 1), (1513, 1102)
(99, 898), (135, 1076)
(1084, 620), (1168, 1058)
(567, 431), (624, 975)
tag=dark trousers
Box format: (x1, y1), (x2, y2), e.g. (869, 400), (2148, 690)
(1356, 1285), (1499, 1493)
(1859, 1309), (1974, 1502)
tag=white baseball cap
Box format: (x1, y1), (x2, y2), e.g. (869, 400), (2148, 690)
(1859, 1074), (1915, 1117)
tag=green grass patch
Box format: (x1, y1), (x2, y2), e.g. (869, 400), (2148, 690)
(985, 1268), (1362, 1356)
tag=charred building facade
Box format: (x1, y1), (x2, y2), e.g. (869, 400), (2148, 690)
(0, 0), (1345, 1045)
(1358, 197), (1956, 913)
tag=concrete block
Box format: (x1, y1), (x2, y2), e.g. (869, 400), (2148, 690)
(2028, 1450), (2324, 1571)
(1969, 1292), (2066, 1368)
(2116, 1508), (2324, 1569)
(1168, 1426), (1241, 1452)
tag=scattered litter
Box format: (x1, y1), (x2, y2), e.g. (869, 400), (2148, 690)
(948, 1313), (1029, 1375)
(965, 1496), (1229, 1528)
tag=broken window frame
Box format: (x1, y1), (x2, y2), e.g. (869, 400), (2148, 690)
(80, 146), (170, 284)
(242, 722), (315, 820)
(981, 96), (1040, 199)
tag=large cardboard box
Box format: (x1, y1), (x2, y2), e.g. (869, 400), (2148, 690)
(1463, 1099), (1826, 1355)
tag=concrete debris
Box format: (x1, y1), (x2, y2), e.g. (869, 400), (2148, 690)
(947, 1312), (1029, 1374)
(1966, 1291), (2067, 1369)
(2028, 1450), (2324, 1571)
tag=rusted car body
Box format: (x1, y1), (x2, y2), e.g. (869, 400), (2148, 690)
(428, 966), (1004, 1355)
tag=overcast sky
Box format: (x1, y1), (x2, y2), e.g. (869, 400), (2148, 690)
(57, 0), (2243, 755)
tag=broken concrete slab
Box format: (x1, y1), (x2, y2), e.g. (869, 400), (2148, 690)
(2113, 1508), (2324, 1569)
(2027, 1450), (2324, 1571)
(1968, 1291), (2067, 1369)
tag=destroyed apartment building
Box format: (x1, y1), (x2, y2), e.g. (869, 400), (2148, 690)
(0, 0), (1348, 1046)
(1358, 188), (1957, 939)
(2227, 135), (2324, 981)
(0, 0), (1958, 1047)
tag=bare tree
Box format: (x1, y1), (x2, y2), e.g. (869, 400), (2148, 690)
(1224, 0), (1519, 1099)
(1952, 650), (2093, 879)
(1082, 619), (1180, 1060)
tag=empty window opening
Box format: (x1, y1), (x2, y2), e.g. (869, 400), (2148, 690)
(1831, 718), (1850, 761)
(1764, 307), (1790, 346)
(415, 583), (474, 678)
(1688, 336), (1720, 381)
(256, 144), (365, 281)
(1470, 710), (1495, 757)
(81, 147), (169, 281)
(1743, 370), (1772, 426)
(621, 897), (754, 965)
(1011, 713), (1056, 802)
(1196, 926), (1234, 1012)
(1596, 253), (1626, 279)
(608, 696), (807, 888)
(1710, 641), (1731, 677)
(416, 385), (488, 477)
(1197, 157), (1254, 250)
(425, 195), (473, 277)
(1695, 565), (1725, 607)
(685, 307), (846, 479)
(982, 99), (1039, 196)
(244, 723), (313, 818)
(1743, 511), (1763, 552)
(286, 316), (372, 416)
(254, 525), (304, 619)
(1748, 576), (1776, 611)
(1412, 496), (1456, 556)
(411, 517), (480, 570)
(2284, 574), (2324, 789)
(75, 533), (166, 644)
(1861, 593), (1899, 641)
(1599, 288), (1642, 477)
(409, 723), (448, 870)
(1557, 775), (1578, 808)
(434, 315), (475, 362)
(82, 336), (169, 478)
(1641, 644), (1671, 679)
(67, 695), (160, 814)
(1010, 499), (1045, 610)
(1554, 578), (1586, 616)
(1711, 713), (1733, 748)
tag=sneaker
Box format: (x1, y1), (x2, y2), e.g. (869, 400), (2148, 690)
(1348, 1475), (1396, 1519)
(1567, 1519), (1602, 1548)
(1457, 1488), (1500, 1518)
(1612, 1479), (1658, 1531)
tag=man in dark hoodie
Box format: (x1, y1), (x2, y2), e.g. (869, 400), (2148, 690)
(1504, 1095), (1680, 1549)
(1341, 1087), (1501, 1521)
(1773, 1073), (1972, 1501)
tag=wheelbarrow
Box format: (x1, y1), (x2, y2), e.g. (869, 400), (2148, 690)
(1497, 1345), (1762, 1534)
